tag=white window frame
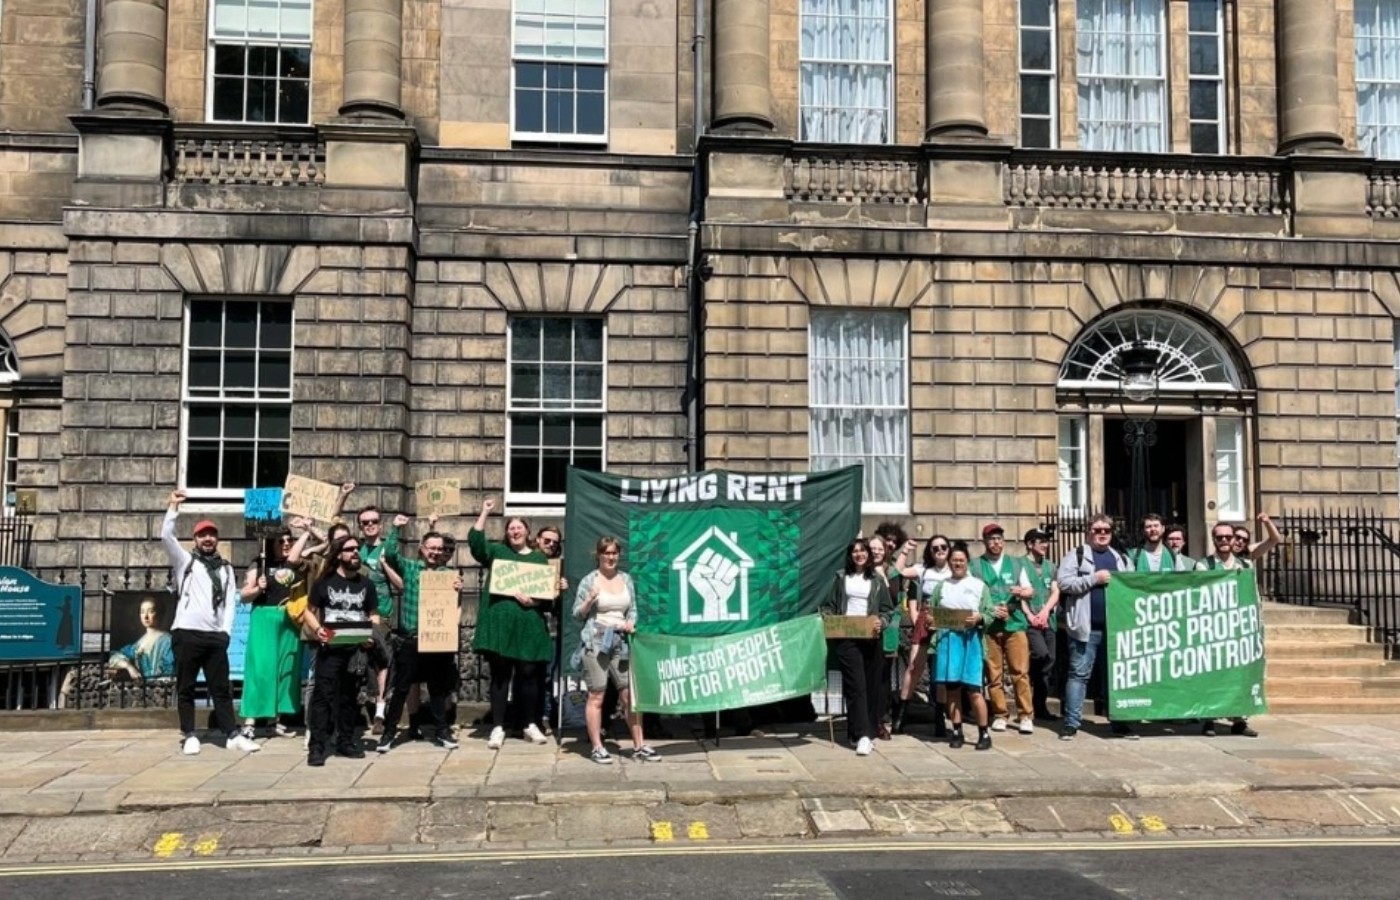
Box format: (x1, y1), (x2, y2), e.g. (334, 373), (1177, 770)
(1214, 417), (1245, 521)
(510, 0), (610, 144)
(1058, 416), (1088, 512)
(1020, 0), (1059, 148)
(2, 408), (17, 514)
(1187, 0), (1226, 154)
(808, 309), (909, 513)
(1357, 0), (1400, 159)
(1076, 0), (1168, 152)
(798, 0), (895, 144)
(206, 0), (314, 125)
(178, 298), (294, 501)
(505, 316), (608, 509)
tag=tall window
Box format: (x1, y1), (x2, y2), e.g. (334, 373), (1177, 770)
(209, 0), (313, 124)
(799, 0), (893, 143)
(1357, 0), (1400, 158)
(512, 0), (608, 143)
(1020, 0), (1058, 148)
(507, 317), (605, 505)
(182, 300), (293, 495)
(1058, 416), (1087, 510)
(1188, 0), (1225, 153)
(1076, 0), (1166, 151)
(809, 310), (907, 509)
(2, 410), (17, 510)
(1214, 418), (1244, 520)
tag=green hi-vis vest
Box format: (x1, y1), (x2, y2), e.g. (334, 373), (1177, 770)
(977, 554), (1028, 634)
(1024, 555), (1056, 617)
(1128, 545), (1181, 573)
(1203, 555), (1251, 570)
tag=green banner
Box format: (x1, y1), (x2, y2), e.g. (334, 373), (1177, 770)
(1106, 569), (1268, 721)
(629, 616), (829, 714)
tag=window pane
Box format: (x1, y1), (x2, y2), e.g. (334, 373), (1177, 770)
(510, 450), (540, 493)
(281, 46), (311, 80)
(261, 303), (293, 348)
(541, 414), (571, 446)
(259, 353), (291, 390)
(281, 0), (312, 39)
(248, 45), (280, 77)
(512, 415), (541, 446)
(1189, 35), (1218, 75)
(246, 79), (276, 122)
(1190, 81), (1218, 119)
(188, 351), (222, 390)
(541, 364), (572, 402)
(1022, 0), (1053, 28)
(260, 407), (291, 439)
(516, 88), (544, 133)
(213, 0), (247, 36)
(214, 44), (247, 76)
(222, 442), (256, 487)
(511, 365), (541, 402)
(575, 415), (603, 449)
(186, 444), (222, 488)
(225, 406), (256, 439)
(516, 62), (545, 89)
(1022, 30), (1052, 70)
(225, 352), (257, 389)
(573, 449), (603, 473)
(255, 445), (290, 486)
(577, 90), (605, 134)
(1191, 123), (1219, 154)
(573, 365), (602, 403)
(1022, 118), (1052, 148)
(188, 407), (221, 438)
(540, 448), (570, 493)
(542, 319), (573, 359)
(1021, 77), (1050, 114)
(190, 304), (223, 346)
(224, 303), (258, 347)
(279, 81), (309, 124)
(213, 77), (245, 121)
(1188, 0), (1217, 32)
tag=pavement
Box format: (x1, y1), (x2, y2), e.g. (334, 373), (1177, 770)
(2, 711), (1400, 863)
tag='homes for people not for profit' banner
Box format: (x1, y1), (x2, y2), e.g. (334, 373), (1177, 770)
(1105, 569), (1268, 721)
(562, 466), (863, 714)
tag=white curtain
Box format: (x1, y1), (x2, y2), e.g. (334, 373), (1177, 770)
(800, 0), (891, 143)
(809, 311), (907, 505)
(1077, 0), (1165, 151)
(1358, 0), (1400, 158)
(1214, 418), (1243, 520)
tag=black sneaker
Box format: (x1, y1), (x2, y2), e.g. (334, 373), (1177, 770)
(335, 744), (366, 759)
(1035, 709), (1061, 722)
(948, 728), (965, 749)
(431, 734), (460, 750)
(1111, 722), (1139, 741)
(1201, 721), (1218, 737)
(975, 732), (992, 751)
(1059, 726), (1078, 741)
(307, 746), (328, 767)
(1231, 720), (1259, 738)
(375, 734), (394, 754)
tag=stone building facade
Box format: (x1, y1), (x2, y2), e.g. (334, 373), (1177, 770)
(0, 0), (1395, 571)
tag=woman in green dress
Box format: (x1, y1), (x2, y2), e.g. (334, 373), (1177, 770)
(237, 528), (310, 739)
(469, 497), (554, 749)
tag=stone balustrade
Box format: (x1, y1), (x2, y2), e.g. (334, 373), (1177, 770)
(171, 127), (325, 187)
(783, 151), (926, 205)
(1005, 154), (1288, 217)
(1367, 164), (1400, 219)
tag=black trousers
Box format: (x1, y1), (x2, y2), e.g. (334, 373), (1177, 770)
(309, 648), (360, 752)
(1027, 626), (1057, 715)
(173, 628), (236, 737)
(483, 652), (542, 730)
(382, 635), (454, 738)
(832, 638), (883, 744)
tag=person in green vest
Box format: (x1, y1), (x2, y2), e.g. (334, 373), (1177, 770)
(1163, 523), (1196, 569)
(1128, 513), (1192, 572)
(1196, 519), (1267, 738)
(1021, 528), (1061, 722)
(977, 523), (1035, 735)
(469, 497), (554, 750)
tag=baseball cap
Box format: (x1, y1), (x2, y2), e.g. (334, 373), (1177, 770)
(1024, 528), (1051, 543)
(192, 519), (219, 537)
(981, 522), (1004, 539)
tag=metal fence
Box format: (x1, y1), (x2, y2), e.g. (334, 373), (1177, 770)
(1, 565), (493, 712)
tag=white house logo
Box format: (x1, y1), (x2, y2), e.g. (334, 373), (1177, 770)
(672, 526), (754, 623)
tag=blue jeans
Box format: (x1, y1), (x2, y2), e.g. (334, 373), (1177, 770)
(1062, 630), (1104, 729)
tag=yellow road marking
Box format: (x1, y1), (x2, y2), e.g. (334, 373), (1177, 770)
(152, 833), (186, 858)
(650, 821), (674, 842)
(687, 822), (709, 841)
(1139, 816), (1167, 833)
(1108, 814), (1135, 834)
(192, 835), (221, 856)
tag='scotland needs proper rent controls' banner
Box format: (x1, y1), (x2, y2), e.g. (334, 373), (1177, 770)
(563, 466), (863, 713)
(1105, 569), (1268, 721)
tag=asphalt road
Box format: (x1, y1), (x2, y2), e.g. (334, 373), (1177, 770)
(2, 840), (1395, 899)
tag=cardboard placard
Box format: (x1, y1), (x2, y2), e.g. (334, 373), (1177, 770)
(281, 475), (342, 523)
(415, 478), (462, 517)
(417, 569), (460, 653)
(822, 615), (880, 639)
(489, 558), (560, 600)
(243, 487), (285, 538)
(929, 606), (975, 631)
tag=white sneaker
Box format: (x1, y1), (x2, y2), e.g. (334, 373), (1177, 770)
(227, 734), (262, 753)
(991, 717), (1008, 732)
(1018, 717), (1034, 735)
(486, 726), (505, 750)
(182, 735), (201, 756)
(855, 736), (873, 756)
(523, 723), (548, 745)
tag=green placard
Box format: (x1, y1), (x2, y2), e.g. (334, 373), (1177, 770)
(629, 615), (829, 714)
(1106, 569), (1268, 721)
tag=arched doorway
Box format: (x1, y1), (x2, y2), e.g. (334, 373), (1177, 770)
(1055, 306), (1254, 555)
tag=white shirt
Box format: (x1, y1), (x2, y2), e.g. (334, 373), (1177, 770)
(594, 584), (633, 630)
(162, 510), (239, 634)
(936, 575), (988, 611)
(844, 574), (872, 617)
(916, 564), (952, 600)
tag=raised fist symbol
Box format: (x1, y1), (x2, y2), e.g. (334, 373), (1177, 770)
(690, 548), (739, 620)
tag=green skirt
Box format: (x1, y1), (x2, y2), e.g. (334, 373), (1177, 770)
(239, 605), (303, 719)
(473, 594), (552, 662)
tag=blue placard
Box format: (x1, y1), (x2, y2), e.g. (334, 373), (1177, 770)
(244, 487), (285, 538)
(0, 567), (82, 662)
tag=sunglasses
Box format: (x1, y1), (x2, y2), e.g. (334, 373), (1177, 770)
(359, 518), (380, 526)
(930, 543), (949, 551)
(1090, 527), (1113, 534)
(1213, 534), (1234, 542)
(539, 536), (559, 544)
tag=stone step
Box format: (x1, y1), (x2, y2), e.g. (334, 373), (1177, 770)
(1267, 676), (1400, 698)
(1264, 696), (1400, 714)
(1265, 658), (1395, 678)
(1262, 623), (1375, 643)
(1260, 603), (1355, 625)
(1265, 640), (1386, 660)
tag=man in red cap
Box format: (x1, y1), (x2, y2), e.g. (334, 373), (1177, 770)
(163, 490), (260, 756)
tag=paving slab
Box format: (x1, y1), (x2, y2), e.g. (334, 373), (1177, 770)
(3, 812), (158, 857)
(487, 802), (556, 842)
(645, 801), (742, 841)
(864, 799), (1013, 835)
(321, 801), (421, 847)
(1234, 791), (1368, 827)
(0, 818), (28, 854)
(733, 798), (809, 838)
(555, 802), (651, 842)
(418, 799), (489, 843)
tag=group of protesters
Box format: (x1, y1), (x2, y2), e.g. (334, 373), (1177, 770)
(824, 512), (1281, 755)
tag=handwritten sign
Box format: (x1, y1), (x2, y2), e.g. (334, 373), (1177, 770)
(489, 558), (560, 600)
(929, 606), (975, 631)
(417, 569), (460, 653)
(282, 475), (341, 522)
(822, 615), (880, 639)
(243, 487), (285, 538)
(415, 478), (462, 517)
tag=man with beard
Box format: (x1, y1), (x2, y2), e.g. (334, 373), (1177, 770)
(162, 490), (260, 756)
(306, 534), (379, 766)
